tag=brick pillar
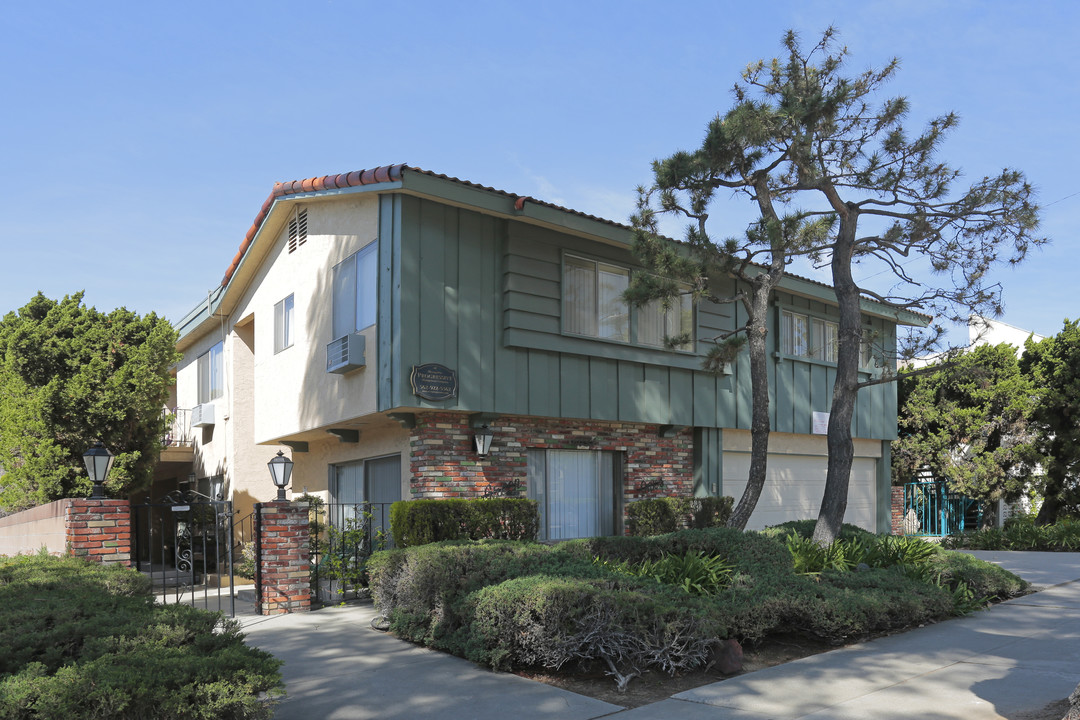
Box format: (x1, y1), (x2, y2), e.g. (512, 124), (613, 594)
(65, 499), (132, 566)
(254, 501), (311, 615)
(890, 486), (905, 535)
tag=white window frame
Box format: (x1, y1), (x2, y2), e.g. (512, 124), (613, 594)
(781, 310), (838, 363)
(332, 242), (377, 339)
(197, 341), (223, 404)
(274, 294), (294, 354)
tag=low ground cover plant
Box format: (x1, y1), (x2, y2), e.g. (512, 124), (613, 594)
(368, 523), (1026, 690)
(942, 516), (1080, 551)
(0, 554), (282, 720)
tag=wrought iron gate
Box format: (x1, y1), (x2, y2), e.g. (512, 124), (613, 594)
(132, 491), (235, 616)
(902, 480), (981, 537)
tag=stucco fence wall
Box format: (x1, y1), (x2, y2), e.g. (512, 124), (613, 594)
(0, 499), (73, 556)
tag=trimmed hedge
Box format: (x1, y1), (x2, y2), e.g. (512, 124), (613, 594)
(389, 498), (539, 548)
(626, 496), (735, 536)
(367, 526), (1028, 686)
(0, 554), (281, 720)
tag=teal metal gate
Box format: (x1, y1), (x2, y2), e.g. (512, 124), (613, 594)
(902, 481), (981, 537)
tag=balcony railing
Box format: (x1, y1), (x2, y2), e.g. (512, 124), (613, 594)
(162, 408), (194, 447)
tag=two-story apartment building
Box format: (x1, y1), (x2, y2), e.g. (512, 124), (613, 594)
(159, 164), (925, 538)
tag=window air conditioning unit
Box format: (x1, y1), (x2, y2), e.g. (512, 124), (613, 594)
(191, 403), (216, 428)
(326, 332), (367, 374)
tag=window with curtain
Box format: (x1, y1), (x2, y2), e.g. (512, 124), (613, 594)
(782, 310), (838, 362)
(564, 255), (629, 342)
(332, 242), (377, 339)
(638, 291), (693, 350)
(274, 294), (294, 354)
(527, 449), (621, 541)
(197, 341), (223, 404)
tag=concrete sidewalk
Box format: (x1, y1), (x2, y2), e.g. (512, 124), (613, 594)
(238, 551), (1080, 720)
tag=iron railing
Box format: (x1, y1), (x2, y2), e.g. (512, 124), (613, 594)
(902, 480), (981, 537)
(307, 501), (394, 605)
(132, 492), (235, 616)
(162, 407), (194, 447)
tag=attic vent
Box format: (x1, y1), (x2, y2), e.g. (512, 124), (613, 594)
(287, 208), (308, 253)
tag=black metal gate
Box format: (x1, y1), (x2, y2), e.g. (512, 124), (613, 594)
(132, 491), (235, 616)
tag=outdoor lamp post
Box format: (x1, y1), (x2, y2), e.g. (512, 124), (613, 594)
(82, 441), (115, 499)
(473, 425), (494, 457)
(267, 450), (293, 501)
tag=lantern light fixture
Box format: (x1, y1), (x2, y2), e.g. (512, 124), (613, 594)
(82, 442), (115, 499)
(473, 425), (494, 457)
(267, 450), (294, 501)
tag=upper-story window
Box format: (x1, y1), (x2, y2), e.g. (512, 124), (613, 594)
(781, 310), (838, 363)
(274, 294), (294, 354)
(565, 255), (629, 341)
(563, 254), (693, 350)
(197, 341), (223, 404)
(638, 294), (693, 351)
(332, 243), (377, 338)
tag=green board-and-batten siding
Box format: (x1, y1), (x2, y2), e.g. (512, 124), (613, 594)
(377, 193), (898, 441)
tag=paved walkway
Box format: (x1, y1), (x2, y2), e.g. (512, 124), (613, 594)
(238, 551), (1080, 720)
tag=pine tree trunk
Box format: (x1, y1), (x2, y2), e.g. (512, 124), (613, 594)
(812, 210), (861, 546)
(728, 284), (773, 530)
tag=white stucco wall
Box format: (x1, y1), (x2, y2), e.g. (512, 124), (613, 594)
(722, 430), (881, 531)
(227, 194), (382, 445)
(174, 193), (386, 510)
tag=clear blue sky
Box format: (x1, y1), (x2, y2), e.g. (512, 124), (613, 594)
(3, 0), (1076, 344)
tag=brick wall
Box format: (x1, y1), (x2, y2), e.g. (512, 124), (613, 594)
(65, 499), (132, 566)
(890, 485), (905, 535)
(409, 413), (694, 506)
(254, 501), (311, 615)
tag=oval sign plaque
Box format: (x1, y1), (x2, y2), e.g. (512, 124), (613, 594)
(410, 363), (458, 401)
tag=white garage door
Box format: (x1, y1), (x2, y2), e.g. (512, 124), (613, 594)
(722, 452), (877, 532)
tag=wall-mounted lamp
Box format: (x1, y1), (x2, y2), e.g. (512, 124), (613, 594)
(267, 450), (294, 501)
(473, 425), (494, 457)
(82, 442), (115, 499)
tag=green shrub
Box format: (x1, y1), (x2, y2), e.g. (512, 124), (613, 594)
(389, 498), (539, 548)
(761, 519), (875, 542)
(626, 499), (677, 536)
(465, 574), (721, 686)
(943, 518), (1080, 551)
(0, 555), (281, 720)
(367, 527), (1029, 684)
(625, 496), (734, 536)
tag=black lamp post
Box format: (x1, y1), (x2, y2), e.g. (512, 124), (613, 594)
(473, 425), (494, 457)
(82, 442), (115, 499)
(267, 450), (293, 501)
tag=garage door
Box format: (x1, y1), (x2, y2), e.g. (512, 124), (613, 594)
(722, 452), (877, 532)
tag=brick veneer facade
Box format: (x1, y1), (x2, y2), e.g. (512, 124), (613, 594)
(253, 501), (311, 615)
(65, 499), (132, 566)
(409, 413), (695, 518)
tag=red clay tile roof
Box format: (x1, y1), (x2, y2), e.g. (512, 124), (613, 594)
(220, 164), (632, 286)
(221, 164), (407, 285)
